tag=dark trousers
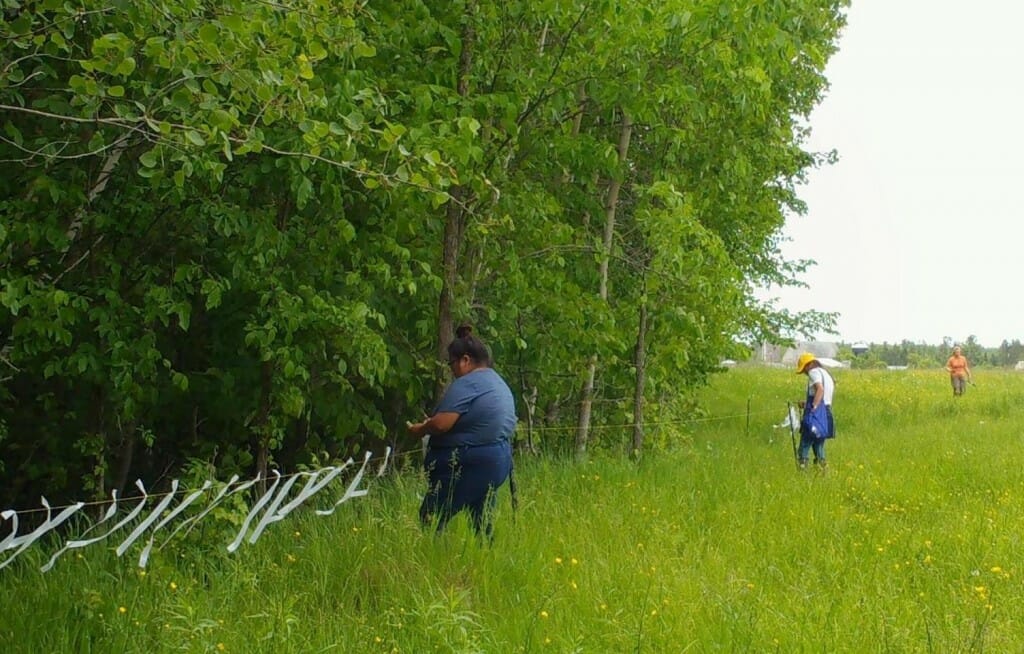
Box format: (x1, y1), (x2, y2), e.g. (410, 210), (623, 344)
(420, 441), (512, 537)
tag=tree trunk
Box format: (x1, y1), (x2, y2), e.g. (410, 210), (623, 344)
(631, 291), (649, 460)
(574, 110), (632, 458)
(254, 361), (272, 496)
(435, 0), (477, 402)
(50, 137), (131, 284)
(515, 312), (538, 454)
(575, 356), (597, 457)
(112, 423), (136, 498)
(523, 385), (538, 454)
(436, 188), (464, 400)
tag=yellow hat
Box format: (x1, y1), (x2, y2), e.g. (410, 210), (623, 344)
(795, 352), (816, 373)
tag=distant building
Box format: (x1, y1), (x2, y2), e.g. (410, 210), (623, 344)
(852, 342), (869, 356)
(781, 341), (839, 368)
(757, 342), (788, 363)
(755, 340), (844, 368)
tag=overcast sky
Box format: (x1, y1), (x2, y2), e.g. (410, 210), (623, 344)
(766, 1), (1024, 348)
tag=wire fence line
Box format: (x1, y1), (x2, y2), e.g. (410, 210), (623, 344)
(5, 407), (778, 517)
(522, 408), (780, 432)
(1, 404), (784, 573)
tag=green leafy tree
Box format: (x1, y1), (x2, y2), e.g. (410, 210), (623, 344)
(1, 0), (852, 503)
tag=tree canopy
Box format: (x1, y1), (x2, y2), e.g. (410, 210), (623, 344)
(1, 0), (849, 507)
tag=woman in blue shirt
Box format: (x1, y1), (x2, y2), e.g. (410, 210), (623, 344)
(407, 325), (517, 536)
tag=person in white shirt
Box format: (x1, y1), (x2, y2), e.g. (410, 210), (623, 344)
(795, 353), (835, 470)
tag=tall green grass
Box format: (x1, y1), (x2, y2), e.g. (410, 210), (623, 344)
(4, 367), (1024, 652)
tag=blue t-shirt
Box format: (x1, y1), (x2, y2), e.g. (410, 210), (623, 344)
(431, 368), (517, 447)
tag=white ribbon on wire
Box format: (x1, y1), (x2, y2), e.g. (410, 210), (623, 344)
(1, 510), (19, 552)
(244, 473), (304, 546)
(116, 480), (180, 557)
(137, 480), (212, 568)
(316, 452), (373, 515)
(227, 471), (282, 553)
(1, 498), (85, 571)
(160, 473), (261, 547)
(275, 464), (349, 517)
(376, 447), (392, 476)
(1, 449), (389, 571)
(41, 488), (122, 573)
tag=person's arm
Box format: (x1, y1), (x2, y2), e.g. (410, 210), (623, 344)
(811, 382), (824, 410)
(407, 412), (460, 438)
(965, 360), (972, 381)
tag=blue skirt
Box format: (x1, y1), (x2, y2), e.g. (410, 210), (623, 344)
(420, 441), (512, 534)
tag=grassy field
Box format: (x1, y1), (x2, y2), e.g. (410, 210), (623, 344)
(4, 367), (1024, 653)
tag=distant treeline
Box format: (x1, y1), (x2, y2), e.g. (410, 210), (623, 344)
(837, 338), (1024, 369)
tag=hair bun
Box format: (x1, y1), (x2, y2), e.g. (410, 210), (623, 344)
(455, 324), (473, 339)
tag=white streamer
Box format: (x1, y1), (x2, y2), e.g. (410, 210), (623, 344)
(275, 463), (350, 517)
(1, 510), (19, 552)
(138, 480), (212, 568)
(116, 480), (179, 557)
(376, 447), (392, 476)
(0, 498), (84, 571)
(41, 488), (121, 573)
(160, 474), (261, 547)
(316, 452), (372, 516)
(63, 481), (149, 551)
(2, 449), (388, 572)
(245, 473), (303, 546)
(227, 471), (281, 553)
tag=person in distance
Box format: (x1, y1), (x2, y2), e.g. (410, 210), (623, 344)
(795, 352), (836, 470)
(945, 345), (972, 397)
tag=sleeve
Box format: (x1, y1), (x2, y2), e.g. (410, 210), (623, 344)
(807, 368), (824, 387)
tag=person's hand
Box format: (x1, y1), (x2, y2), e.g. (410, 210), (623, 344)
(406, 420), (425, 437)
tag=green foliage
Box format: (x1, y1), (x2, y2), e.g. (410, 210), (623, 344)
(1, 0), (850, 504)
